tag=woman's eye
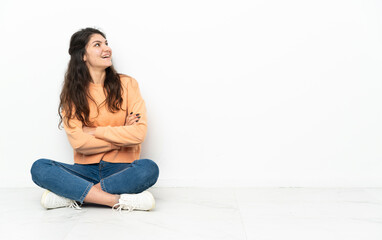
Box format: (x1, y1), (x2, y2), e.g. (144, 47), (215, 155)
(95, 43), (100, 47)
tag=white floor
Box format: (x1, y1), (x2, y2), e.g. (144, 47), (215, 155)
(0, 187), (382, 240)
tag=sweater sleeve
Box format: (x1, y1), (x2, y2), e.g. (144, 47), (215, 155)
(94, 77), (147, 147)
(63, 112), (118, 155)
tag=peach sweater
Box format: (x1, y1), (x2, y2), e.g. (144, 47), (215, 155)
(63, 75), (147, 164)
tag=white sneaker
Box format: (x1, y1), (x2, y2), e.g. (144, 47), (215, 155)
(113, 191), (155, 212)
(41, 190), (81, 210)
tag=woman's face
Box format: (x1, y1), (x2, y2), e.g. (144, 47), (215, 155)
(83, 34), (112, 70)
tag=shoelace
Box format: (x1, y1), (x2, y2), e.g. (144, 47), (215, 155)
(68, 201), (82, 210)
(112, 202), (136, 213)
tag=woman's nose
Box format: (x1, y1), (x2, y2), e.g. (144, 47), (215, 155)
(103, 45), (112, 52)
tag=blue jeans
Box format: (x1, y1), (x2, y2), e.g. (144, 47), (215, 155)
(30, 158), (159, 204)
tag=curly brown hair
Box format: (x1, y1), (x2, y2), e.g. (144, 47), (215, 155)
(58, 27), (124, 128)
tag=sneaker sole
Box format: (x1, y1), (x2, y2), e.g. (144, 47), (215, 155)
(40, 190), (50, 209)
(144, 191), (156, 211)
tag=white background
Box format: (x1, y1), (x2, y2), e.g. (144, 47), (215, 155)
(0, 0), (381, 188)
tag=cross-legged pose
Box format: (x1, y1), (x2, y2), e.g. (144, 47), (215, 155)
(30, 27), (159, 212)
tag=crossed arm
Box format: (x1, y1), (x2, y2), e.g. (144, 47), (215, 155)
(63, 77), (147, 155)
(63, 111), (145, 155)
(82, 112), (141, 137)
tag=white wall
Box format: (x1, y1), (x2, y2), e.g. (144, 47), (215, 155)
(0, 0), (381, 188)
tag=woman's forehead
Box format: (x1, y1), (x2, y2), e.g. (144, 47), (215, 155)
(89, 34), (107, 43)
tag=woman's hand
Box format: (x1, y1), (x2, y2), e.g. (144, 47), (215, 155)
(83, 126), (96, 136)
(124, 112), (141, 126)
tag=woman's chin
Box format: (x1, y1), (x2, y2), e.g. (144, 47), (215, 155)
(101, 63), (113, 70)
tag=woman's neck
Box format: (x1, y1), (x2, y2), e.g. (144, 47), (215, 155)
(89, 69), (106, 85)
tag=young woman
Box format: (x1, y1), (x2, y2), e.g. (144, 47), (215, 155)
(30, 27), (159, 212)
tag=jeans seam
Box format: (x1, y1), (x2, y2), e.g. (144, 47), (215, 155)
(101, 179), (107, 192)
(79, 182), (94, 204)
(101, 166), (132, 193)
(102, 166), (132, 182)
(54, 162), (99, 183)
(99, 163), (104, 190)
(52, 162), (94, 203)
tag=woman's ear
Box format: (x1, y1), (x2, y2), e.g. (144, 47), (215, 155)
(83, 54), (87, 62)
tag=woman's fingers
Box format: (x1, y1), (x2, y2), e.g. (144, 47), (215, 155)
(125, 112), (141, 126)
(127, 117), (138, 125)
(125, 115), (135, 125)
